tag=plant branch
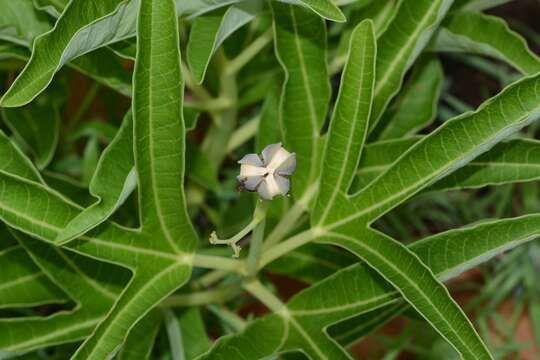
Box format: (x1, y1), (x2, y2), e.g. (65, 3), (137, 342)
(259, 228), (318, 269)
(192, 254), (243, 273)
(226, 29), (273, 76)
(161, 285), (241, 307)
(263, 181), (319, 250)
(245, 214), (266, 277)
(243, 279), (285, 313)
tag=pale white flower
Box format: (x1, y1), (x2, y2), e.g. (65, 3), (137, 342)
(237, 143), (296, 200)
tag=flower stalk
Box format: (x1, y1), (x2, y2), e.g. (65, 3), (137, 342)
(209, 200), (269, 257)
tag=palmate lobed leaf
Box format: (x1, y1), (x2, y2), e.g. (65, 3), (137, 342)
(271, 1), (330, 198)
(204, 213), (540, 359)
(0, 245), (67, 309)
(0, 0), (198, 358)
(0, 0), (539, 358)
(0, 231), (128, 353)
(55, 112), (135, 244)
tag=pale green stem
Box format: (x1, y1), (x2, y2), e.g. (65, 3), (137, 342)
(192, 270), (229, 289)
(192, 254), (243, 273)
(181, 60), (212, 102)
(184, 96), (233, 112)
(243, 279), (285, 313)
(69, 82), (100, 132)
(209, 200), (269, 257)
(245, 214), (266, 277)
(259, 228), (318, 269)
(163, 309), (186, 360)
(207, 304), (247, 332)
(226, 29), (273, 76)
(202, 50), (238, 165)
(161, 285), (241, 307)
(263, 182), (319, 250)
(226, 115), (261, 152)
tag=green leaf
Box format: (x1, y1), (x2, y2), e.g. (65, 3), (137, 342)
(319, 229), (491, 359)
(430, 139), (540, 192)
(117, 310), (162, 360)
(56, 113), (135, 244)
(432, 12), (540, 75)
(0, 130), (43, 183)
(178, 308), (211, 359)
(2, 90), (61, 169)
(329, 302), (407, 347)
(177, 0), (242, 17)
(0, 245), (66, 309)
(312, 20), (375, 225)
(305, 66), (540, 360)
(69, 0), (198, 357)
(284, 0), (346, 22)
(374, 55), (443, 140)
(164, 308), (186, 360)
(187, 1), (264, 83)
(0, 0), (137, 107)
(355, 138), (540, 193)
(0, 231), (127, 352)
(206, 214), (540, 359)
(350, 73), (540, 224)
(81, 136), (100, 186)
(0, 0), (51, 45)
(0, 38), (132, 99)
(454, 0), (515, 11)
(33, 0), (69, 17)
(265, 244), (355, 284)
(369, 0), (453, 132)
(271, 1), (330, 197)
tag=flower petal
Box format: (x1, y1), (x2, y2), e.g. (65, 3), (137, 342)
(239, 164), (267, 177)
(275, 153), (296, 176)
(267, 148), (293, 171)
(258, 174), (282, 200)
(238, 153), (263, 166)
(274, 174), (290, 195)
(261, 143), (282, 166)
(238, 174), (263, 191)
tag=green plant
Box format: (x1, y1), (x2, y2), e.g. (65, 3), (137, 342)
(0, 0), (540, 359)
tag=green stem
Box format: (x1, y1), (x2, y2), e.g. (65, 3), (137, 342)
(68, 82), (100, 132)
(192, 270), (229, 289)
(259, 228), (317, 269)
(263, 181), (319, 250)
(192, 254), (243, 273)
(243, 279), (285, 313)
(184, 96), (233, 112)
(181, 60), (212, 102)
(209, 200), (268, 257)
(162, 285), (241, 307)
(207, 304), (247, 332)
(245, 214), (266, 277)
(226, 115), (261, 152)
(202, 50), (238, 165)
(226, 29), (273, 76)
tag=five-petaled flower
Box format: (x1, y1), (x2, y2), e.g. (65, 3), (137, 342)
(237, 143), (296, 200)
